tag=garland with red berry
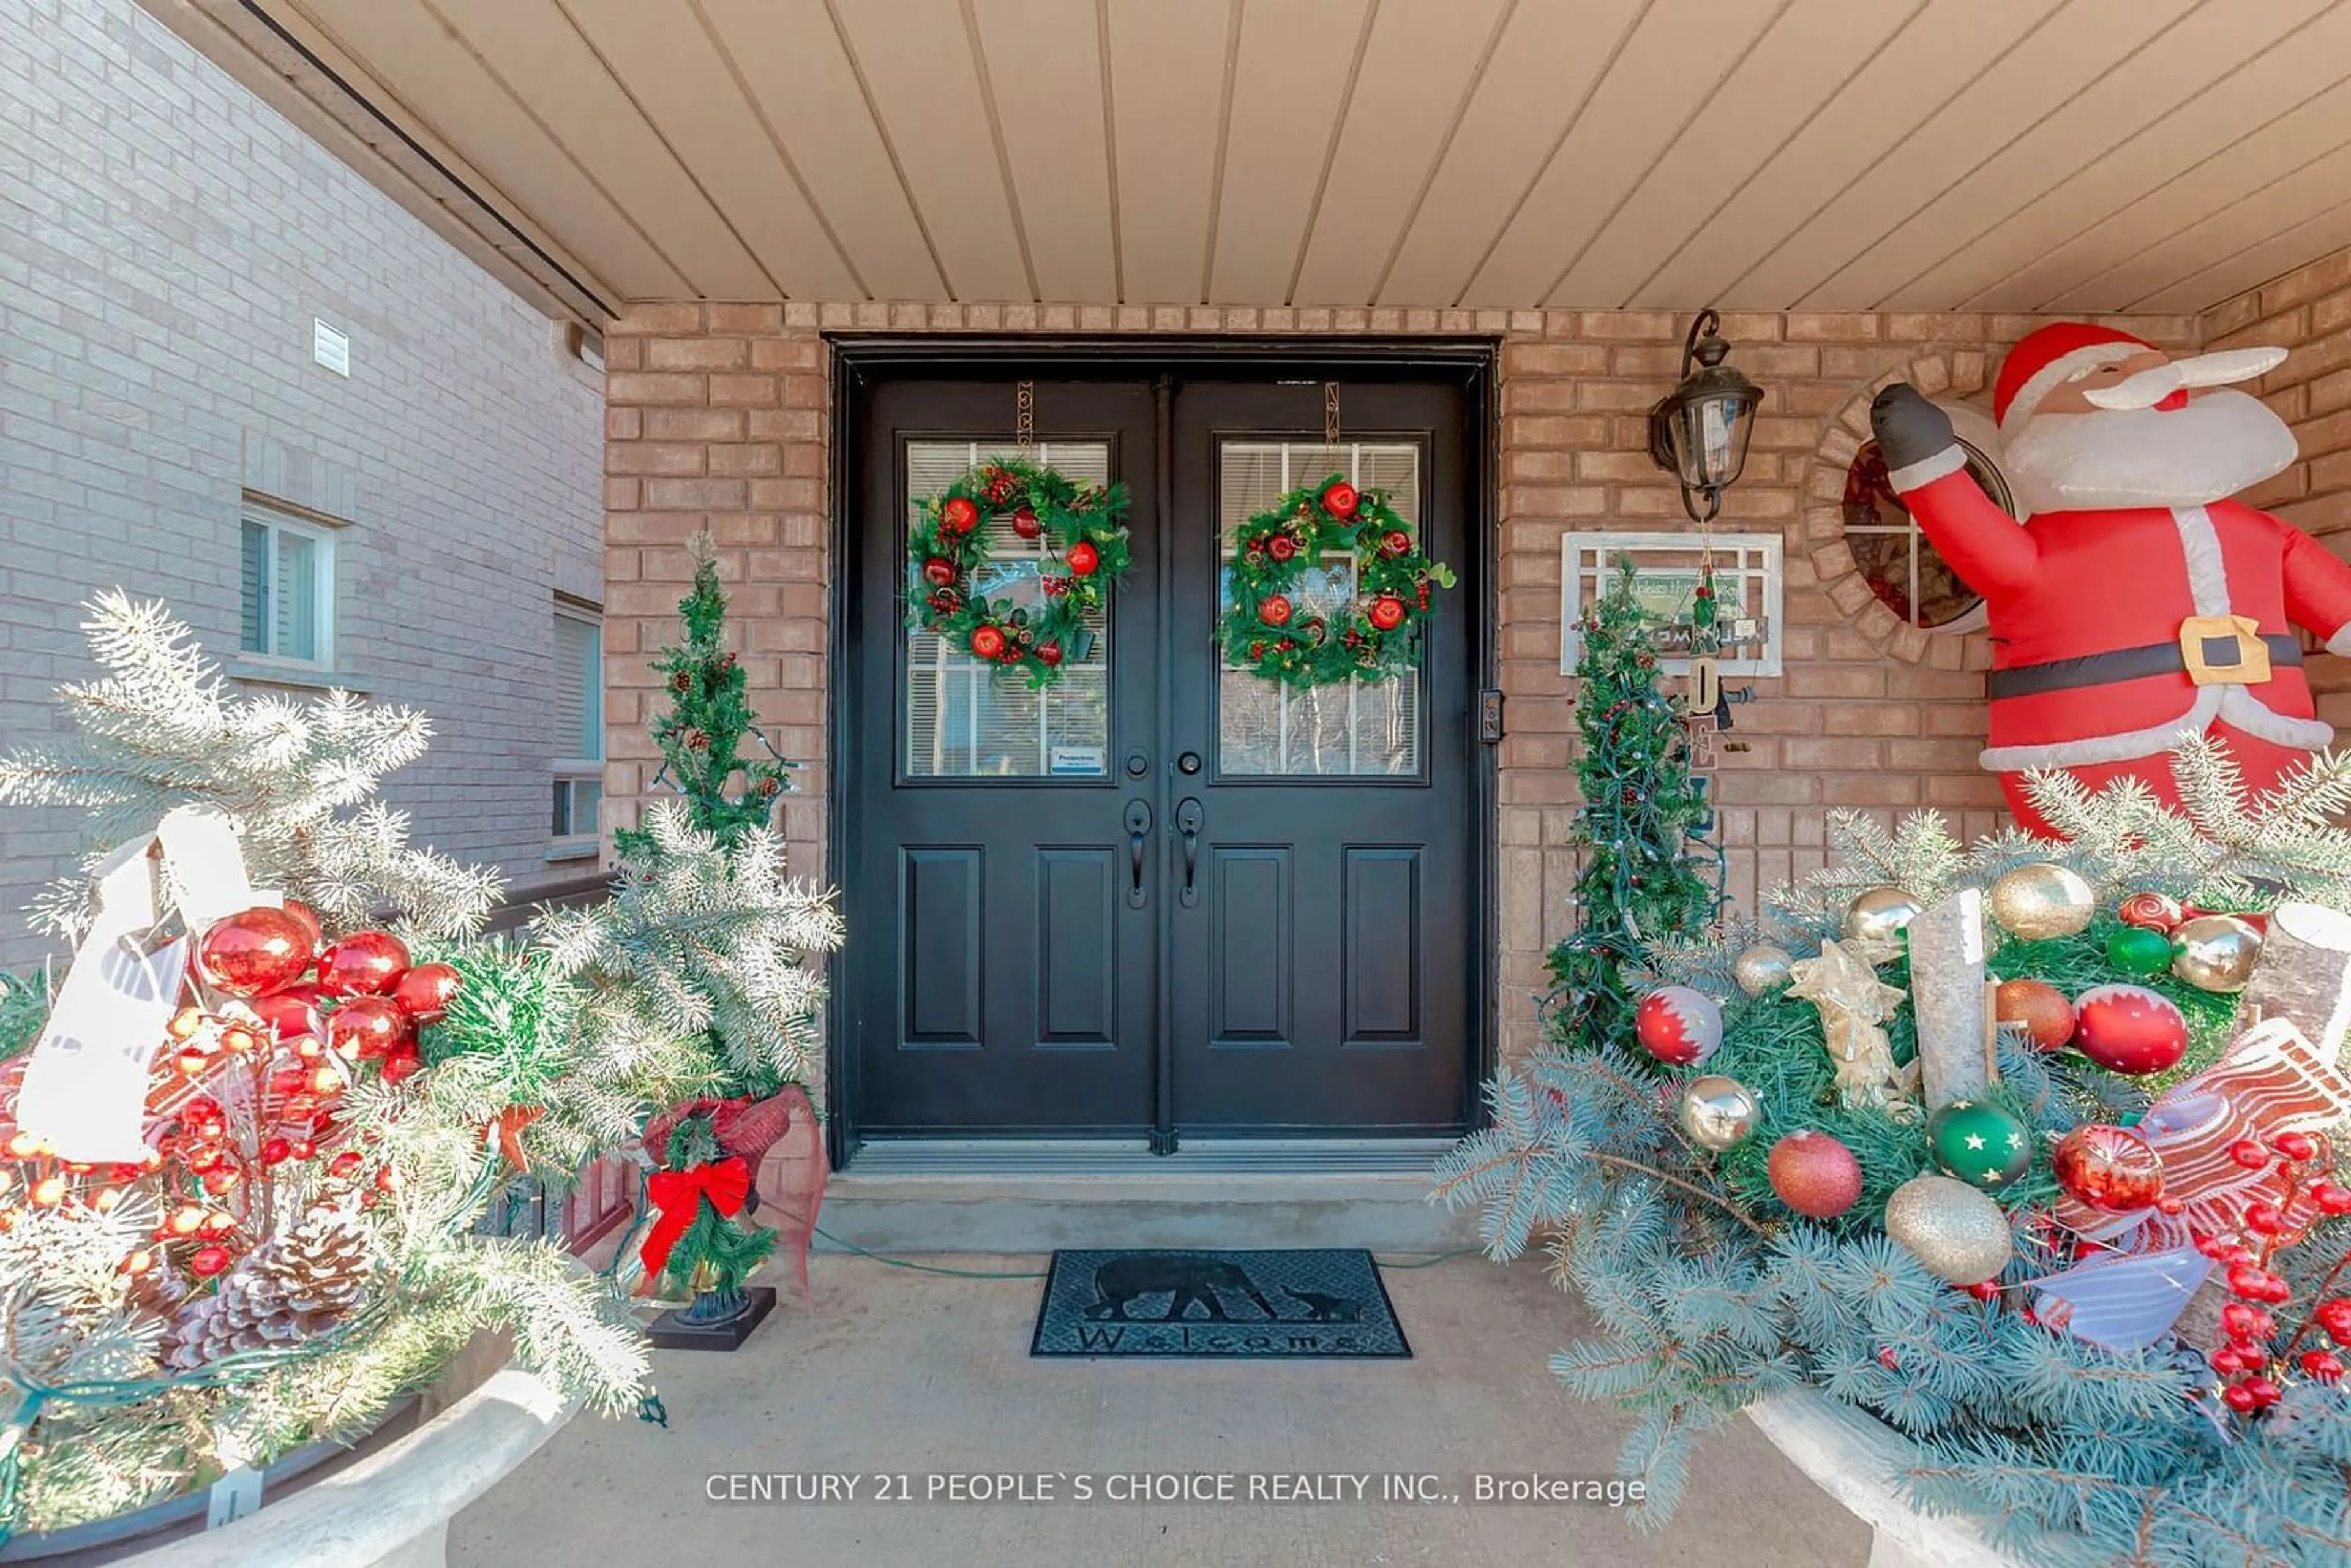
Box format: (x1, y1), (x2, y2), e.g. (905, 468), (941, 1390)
(907, 457), (1131, 688)
(1219, 475), (1456, 687)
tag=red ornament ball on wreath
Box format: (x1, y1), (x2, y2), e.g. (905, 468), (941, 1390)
(1321, 479), (1359, 519)
(969, 625), (1008, 661)
(2071, 984), (2188, 1076)
(940, 496), (979, 535)
(1259, 595), (1294, 628)
(1035, 640), (1063, 668)
(195, 906), (317, 997)
(1768, 1130), (1863, 1220)
(921, 556), (956, 587)
(1367, 595), (1407, 632)
(1381, 529), (1412, 558)
(1012, 506), (1042, 539)
(390, 962), (462, 1024)
(1268, 534), (1299, 563)
(325, 995), (410, 1060)
(1633, 986), (1722, 1067)
(1995, 978), (2074, 1052)
(1065, 541), (1100, 577)
(2052, 1123), (2164, 1212)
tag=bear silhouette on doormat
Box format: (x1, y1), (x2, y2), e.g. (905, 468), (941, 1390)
(1081, 1255), (1360, 1324)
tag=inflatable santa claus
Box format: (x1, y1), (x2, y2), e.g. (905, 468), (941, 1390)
(1871, 323), (2351, 836)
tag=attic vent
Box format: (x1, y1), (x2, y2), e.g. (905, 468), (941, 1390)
(312, 319), (350, 377)
(566, 322), (605, 372)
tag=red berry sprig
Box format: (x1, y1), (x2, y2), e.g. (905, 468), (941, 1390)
(2198, 1131), (2351, 1418)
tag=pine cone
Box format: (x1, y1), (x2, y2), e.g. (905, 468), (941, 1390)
(162, 1201), (374, 1371)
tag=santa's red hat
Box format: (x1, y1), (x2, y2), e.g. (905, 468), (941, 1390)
(1993, 323), (2155, 435)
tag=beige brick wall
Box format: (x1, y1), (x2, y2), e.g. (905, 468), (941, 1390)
(602, 301), (2208, 1063)
(2206, 248), (2351, 733)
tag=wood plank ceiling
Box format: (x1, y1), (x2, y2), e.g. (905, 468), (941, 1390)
(174, 0), (2351, 316)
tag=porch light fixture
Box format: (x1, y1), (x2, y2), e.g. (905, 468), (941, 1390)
(1647, 308), (1764, 525)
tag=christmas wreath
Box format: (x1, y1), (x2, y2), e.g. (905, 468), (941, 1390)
(907, 457), (1131, 688)
(1219, 475), (1456, 686)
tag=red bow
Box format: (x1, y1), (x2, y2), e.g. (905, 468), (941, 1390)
(640, 1155), (752, 1279)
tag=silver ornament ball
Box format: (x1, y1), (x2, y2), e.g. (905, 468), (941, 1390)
(1733, 942), (1794, 997)
(1987, 862), (2096, 942)
(2170, 913), (2262, 994)
(1844, 885), (1925, 948)
(1678, 1075), (1761, 1152)
(1883, 1174), (2014, 1286)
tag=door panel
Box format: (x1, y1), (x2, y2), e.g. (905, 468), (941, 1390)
(1168, 383), (1472, 1133)
(849, 380), (1160, 1134)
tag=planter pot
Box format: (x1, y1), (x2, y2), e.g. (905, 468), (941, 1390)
(2, 1332), (579, 1568)
(1744, 1389), (2020, 1568)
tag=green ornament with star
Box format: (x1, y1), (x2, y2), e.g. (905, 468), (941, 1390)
(1925, 1099), (2033, 1190)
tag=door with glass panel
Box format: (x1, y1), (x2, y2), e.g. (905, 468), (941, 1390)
(847, 379), (1160, 1133)
(1166, 381), (1472, 1133)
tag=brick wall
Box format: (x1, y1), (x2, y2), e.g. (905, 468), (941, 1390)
(2206, 249), (2351, 732)
(0, 0), (604, 968)
(603, 301), (2208, 1063)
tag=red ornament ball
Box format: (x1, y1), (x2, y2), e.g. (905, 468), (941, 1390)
(1768, 1130), (1863, 1220)
(2051, 1123), (2164, 1212)
(324, 996), (410, 1060)
(315, 930), (411, 997)
(1035, 640), (1063, 668)
(1994, 978), (2074, 1052)
(247, 988), (322, 1048)
(1065, 541), (1100, 577)
(1259, 595), (1294, 628)
(195, 906), (317, 997)
(940, 496), (979, 534)
(1011, 506), (1042, 539)
(2070, 984), (2188, 1076)
(389, 962), (462, 1024)
(1268, 535), (1299, 563)
(189, 1245), (233, 1277)
(1367, 595), (1407, 632)
(2117, 891), (2186, 933)
(969, 625), (1008, 661)
(921, 556), (956, 587)
(1381, 529), (1412, 558)
(280, 899), (324, 953)
(1633, 986), (1722, 1068)
(1321, 480), (1359, 519)
(378, 1049), (422, 1087)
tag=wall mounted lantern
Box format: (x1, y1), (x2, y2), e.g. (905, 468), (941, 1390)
(1647, 308), (1764, 525)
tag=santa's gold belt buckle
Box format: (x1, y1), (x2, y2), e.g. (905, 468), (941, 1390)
(2180, 615), (2270, 686)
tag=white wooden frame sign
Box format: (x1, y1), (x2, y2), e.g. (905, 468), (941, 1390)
(1559, 529), (1784, 678)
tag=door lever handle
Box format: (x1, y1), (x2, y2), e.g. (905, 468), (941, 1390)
(1175, 798), (1204, 909)
(1123, 800), (1152, 909)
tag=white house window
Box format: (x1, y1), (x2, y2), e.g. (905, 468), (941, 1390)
(552, 606), (604, 855)
(239, 509), (336, 666)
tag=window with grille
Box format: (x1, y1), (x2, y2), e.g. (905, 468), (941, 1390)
(239, 507), (336, 667)
(1217, 440), (1423, 777)
(552, 606), (603, 853)
(903, 440), (1112, 779)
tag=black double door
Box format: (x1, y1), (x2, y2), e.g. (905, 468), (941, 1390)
(843, 366), (1477, 1146)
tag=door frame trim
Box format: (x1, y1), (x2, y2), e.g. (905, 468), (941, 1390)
(825, 336), (1501, 1171)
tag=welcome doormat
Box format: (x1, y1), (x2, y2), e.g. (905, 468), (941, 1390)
(1030, 1248), (1410, 1359)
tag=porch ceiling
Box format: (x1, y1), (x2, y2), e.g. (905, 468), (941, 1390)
(149, 0), (2351, 323)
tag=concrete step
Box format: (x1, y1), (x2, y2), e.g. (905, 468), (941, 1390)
(817, 1139), (1474, 1253)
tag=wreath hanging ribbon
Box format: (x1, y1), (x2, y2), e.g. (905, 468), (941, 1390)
(639, 1155), (752, 1278)
(908, 457), (1133, 688)
(1219, 475), (1457, 686)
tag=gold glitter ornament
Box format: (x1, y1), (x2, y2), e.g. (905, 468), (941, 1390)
(1987, 862), (2094, 942)
(1883, 1174), (2013, 1286)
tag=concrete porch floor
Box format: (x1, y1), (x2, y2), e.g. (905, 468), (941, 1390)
(452, 1252), (1868, 1567)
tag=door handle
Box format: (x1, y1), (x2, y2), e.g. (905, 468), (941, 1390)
(1124, 800), (1152, 909)
(1175, 798), (1204, 908)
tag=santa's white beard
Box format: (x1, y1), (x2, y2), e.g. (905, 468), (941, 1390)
(1999, 389), (2298, 516)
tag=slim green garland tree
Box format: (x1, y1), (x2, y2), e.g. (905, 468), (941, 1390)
(1547, 558), (1725, 1052)
(614, 531), (790, 860)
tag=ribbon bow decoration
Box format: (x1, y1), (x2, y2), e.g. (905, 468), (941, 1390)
(639, 1155), (753, 1280)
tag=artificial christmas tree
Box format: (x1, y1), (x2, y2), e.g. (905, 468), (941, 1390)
(568, 531), (841, 1346)
(1547, 557), (1725, 1054)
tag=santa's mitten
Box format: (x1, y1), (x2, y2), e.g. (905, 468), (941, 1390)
(1870, 384), (1955, 476)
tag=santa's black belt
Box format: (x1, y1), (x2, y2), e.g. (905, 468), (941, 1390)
(1987, 636), (2302, 700)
